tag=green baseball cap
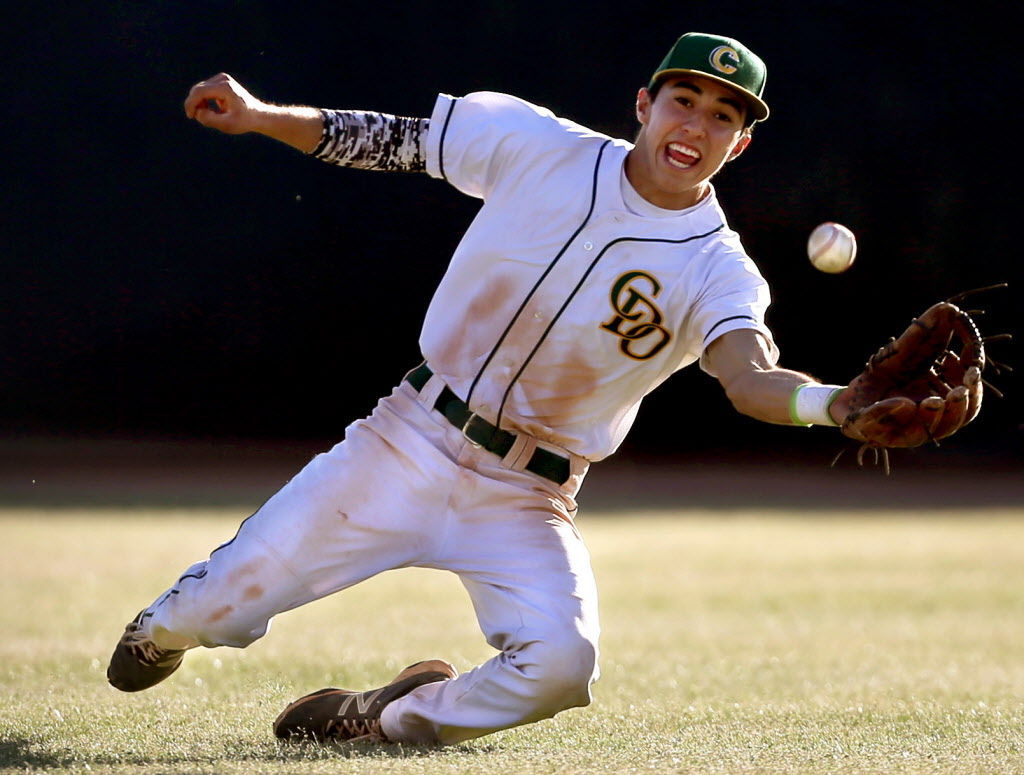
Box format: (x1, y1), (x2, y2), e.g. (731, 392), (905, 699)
(650, 32), (769, 122)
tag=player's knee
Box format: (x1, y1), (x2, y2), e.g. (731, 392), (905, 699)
(513, 630), (598, 713)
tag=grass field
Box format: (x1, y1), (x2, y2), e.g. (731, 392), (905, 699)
(2, 507), (1023, 774)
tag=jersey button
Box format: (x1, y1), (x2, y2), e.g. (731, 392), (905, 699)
(583, 241), (593, 250)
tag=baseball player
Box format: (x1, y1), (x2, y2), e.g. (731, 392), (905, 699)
(106, 32), (986, 745)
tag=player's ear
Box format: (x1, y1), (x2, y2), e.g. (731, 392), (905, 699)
(635, 87), (652, 125)
(727, 132), (752, 161)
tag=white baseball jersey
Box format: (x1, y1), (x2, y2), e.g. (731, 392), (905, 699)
(421, 91), (778, 461)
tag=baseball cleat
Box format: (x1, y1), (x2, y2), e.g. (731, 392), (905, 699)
(106, 611), (187, 692)
(273, 659), (457, 743)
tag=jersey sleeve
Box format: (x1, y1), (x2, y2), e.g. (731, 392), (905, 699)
(689, 252), (780, 376)
(424, 91), (577, 199)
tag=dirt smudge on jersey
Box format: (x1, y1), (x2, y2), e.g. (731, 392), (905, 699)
(436, 273), (517, 372)
(516, 351), (603, 447)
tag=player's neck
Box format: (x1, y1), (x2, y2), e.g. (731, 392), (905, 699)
(623, 148), (709, 211)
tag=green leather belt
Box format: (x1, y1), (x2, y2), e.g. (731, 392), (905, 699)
(406, 363), (571, 486)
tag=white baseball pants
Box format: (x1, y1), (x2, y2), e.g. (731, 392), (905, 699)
(142, 373), (600, 744)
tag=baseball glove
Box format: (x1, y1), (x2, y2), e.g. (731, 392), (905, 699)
(838, 285), (1008, 469)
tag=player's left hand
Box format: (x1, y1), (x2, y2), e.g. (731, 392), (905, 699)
(833, 287), (1007, 460)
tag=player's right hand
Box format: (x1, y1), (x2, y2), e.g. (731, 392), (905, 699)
(184, 73), (267, 135)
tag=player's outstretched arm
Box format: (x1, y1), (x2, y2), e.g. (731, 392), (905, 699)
(184, 73), (430, 172)
(184, 73), (323, 153)
(706, 329), (848, 426)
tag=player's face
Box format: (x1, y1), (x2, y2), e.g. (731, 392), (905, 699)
(626, 75), (752, 209)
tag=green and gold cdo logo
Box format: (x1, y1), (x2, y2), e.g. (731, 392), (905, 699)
(600, 270), (671, 360)
(709, 45), (740, 75)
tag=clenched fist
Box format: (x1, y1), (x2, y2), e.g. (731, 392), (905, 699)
(183, 73), (324, 152)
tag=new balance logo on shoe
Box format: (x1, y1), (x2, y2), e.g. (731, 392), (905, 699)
(338, 687), (387, 717)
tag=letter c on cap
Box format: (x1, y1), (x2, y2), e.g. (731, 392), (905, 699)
(709, 46), (740, 75)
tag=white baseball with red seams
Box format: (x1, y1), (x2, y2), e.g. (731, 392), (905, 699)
(807, 221), (857, 273)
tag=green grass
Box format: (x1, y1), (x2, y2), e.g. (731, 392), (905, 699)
(2, 508), (1023, 774)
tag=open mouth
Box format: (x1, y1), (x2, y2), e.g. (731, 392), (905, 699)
(666, 142), (700, 170)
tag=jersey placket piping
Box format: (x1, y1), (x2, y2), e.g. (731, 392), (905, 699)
(491, 226), (727, 432)
(463, 140), (612, 433)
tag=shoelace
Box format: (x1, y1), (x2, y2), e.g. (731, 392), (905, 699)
(324, 717), (384, 742)
(122, 625), (181, 666)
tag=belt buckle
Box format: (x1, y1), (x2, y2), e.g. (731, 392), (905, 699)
(461, 413), (486, 448)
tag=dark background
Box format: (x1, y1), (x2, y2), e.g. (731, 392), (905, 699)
(3, 1), (1021, 476)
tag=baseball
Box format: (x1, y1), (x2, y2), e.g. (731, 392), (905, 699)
(807, 222), (857, 273)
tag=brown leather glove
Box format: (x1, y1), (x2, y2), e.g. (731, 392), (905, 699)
(840, 299), (987, 450)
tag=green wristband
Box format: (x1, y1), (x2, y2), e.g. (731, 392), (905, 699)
(790, 384), (843, 426)
(790, 384), (839, 425)
(789, 384), (813, 427)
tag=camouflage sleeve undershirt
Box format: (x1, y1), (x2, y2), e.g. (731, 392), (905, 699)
(310, 109), (429, 172)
